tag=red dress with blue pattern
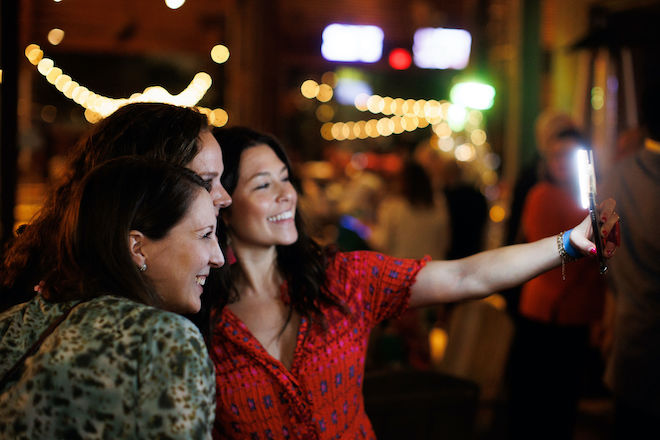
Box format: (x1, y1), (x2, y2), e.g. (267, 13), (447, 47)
(209, 251), (429, 440)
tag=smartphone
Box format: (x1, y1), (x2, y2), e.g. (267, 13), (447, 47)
(576, 147), (608, 274)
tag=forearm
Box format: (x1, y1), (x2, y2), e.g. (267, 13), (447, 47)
(410, 198), (618, 308)
(411, 236), (560, 306)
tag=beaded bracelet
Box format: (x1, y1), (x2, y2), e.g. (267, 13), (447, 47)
(557, 229), (580, 280)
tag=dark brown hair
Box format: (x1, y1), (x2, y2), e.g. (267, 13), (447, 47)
(203, 126), (342, 331)
(1, 103), (209, 309)
(47, 157), (208, 305)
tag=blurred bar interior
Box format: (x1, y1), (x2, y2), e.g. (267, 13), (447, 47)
(1, 0), (659, 438)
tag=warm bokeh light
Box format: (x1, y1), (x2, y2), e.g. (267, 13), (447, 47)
(454, 143), (476, 161)
(41, 105), (57, 123)
(301, 79), (320, 99)
(489, 205), (506, 223)
(37, 58), (54, 76)
(434, 121), (452, 138)
(321, 71), (337, 87)
(46, 67), (62, 84)
(470, 128), (487, 145)
(55, 74), (71, 91)
(211, 45), (230, 64)
(436, 137), (454, 152)
(321, 122), (333, 140)
(429, 327), (448, 365)
(315, 104), (335, 122)
(165, 0), (185, 9)
(26, 44), (223, 122)
(317, 84), (333, 102)
(354, 93), (369, 111)
(47, 28), (65, 45)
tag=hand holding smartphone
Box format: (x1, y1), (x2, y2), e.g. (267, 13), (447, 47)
(576, 147), (608, 274)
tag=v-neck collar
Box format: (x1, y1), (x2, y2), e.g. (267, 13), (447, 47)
(218, 306), (309, 377)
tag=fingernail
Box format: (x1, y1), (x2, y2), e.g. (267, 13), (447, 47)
(590, 247), (597, 255)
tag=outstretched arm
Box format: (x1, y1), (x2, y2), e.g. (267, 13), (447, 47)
(409, 198), (619, 307)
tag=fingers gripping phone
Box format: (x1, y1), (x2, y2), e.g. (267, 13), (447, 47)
(576, 148), (608, 274)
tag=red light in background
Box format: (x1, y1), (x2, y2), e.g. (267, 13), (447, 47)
(388, 48), (412, 70)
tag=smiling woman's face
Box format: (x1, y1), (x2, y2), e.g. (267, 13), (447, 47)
(140, 189), (224, 314)
(187, 130), (232, 216)
(224, 144), (298, 249)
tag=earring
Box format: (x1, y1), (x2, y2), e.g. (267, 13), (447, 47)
(138, 263), (147, 272)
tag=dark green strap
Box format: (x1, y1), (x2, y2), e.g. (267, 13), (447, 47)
(0, 302), (82, 390)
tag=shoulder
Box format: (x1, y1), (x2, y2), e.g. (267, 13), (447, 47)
(325, 251), (428, 289)
(64, 296), (207, 359)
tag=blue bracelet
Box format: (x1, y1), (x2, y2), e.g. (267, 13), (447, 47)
(563, 229), (582, 259)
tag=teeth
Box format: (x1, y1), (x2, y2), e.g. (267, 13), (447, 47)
(195, 276), (206, 286)
(267, 211), (293, 222)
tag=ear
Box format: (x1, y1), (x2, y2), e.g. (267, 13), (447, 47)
(128, 230), (147, 268)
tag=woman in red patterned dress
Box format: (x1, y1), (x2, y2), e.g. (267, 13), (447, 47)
(202, 126), (619, 440)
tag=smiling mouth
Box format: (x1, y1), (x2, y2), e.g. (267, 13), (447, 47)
(267, 211), (293, 222)
(195, 276), (206, 286)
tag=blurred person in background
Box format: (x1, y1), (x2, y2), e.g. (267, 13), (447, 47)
(503, 111), (580, 314)
(507, 117), (611, 440)
(368, 159), (449, 260)
(441, 160), (488, 260)
(368, 159), (450, 369)
(600, 82), (660, 439)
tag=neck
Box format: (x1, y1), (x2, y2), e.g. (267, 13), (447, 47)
(231, 238), (281, 299)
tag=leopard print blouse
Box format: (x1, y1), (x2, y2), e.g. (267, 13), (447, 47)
(0, 294), (215, 439)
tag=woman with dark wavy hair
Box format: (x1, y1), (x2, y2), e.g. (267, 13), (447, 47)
(204, 126), (620, 440)
(1, 102), (231, 311)
(0, 157), (224, 439)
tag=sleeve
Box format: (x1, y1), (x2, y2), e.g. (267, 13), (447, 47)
(136, 312), (216, 440)
(331, 251), (430, 327)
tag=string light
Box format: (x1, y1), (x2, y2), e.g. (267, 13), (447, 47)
(25, 44), (228, 126)
(298, 76), (499, 189)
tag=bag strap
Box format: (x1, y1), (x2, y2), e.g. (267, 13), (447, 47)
(0, 302), (83, 390)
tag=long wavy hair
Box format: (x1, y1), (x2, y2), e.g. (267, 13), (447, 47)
(47, 157), (209, 305)
(201, 126), (342, 332)
(1, 103), (209, 309)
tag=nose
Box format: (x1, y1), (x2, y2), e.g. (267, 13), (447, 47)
(209, 235), (225, 268)
(212, 184), (232, 210)
(277, 182), (296, 203)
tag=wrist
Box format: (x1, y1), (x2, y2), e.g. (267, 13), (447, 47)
(563, 229), (582, 259)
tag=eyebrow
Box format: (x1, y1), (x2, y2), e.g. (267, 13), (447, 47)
(196, 224), (216, 232)
(246, 166), (288, 182)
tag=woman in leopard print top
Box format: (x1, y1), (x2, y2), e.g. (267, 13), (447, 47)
(0, 158), (224, 439)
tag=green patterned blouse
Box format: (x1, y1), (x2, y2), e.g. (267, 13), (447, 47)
(0, 294), (215, 439)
